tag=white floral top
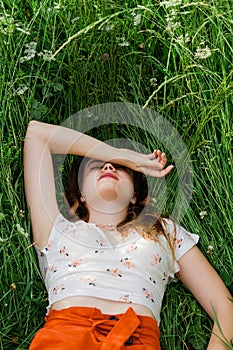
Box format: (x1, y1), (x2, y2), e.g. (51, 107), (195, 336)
(35, 213), (199, 323)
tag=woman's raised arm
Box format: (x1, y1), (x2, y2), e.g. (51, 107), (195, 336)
(23, 120), (118, 249)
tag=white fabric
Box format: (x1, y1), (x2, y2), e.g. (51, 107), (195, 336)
(35, 213), (199, 323)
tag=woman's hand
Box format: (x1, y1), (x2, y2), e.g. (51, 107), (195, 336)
(146, 149), (174, 177)
(118, 149), (174, 178)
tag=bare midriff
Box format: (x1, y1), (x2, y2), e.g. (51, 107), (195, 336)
(51, 296), (155, 318)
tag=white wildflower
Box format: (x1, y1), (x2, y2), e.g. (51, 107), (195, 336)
(118, 41), (130, 47)
(20, 55), (33, 63)
(199, 210), (207, 219)
(160, 0), (182, 8)
(117, 36), (130, 47)
(150, 77), (158, 87)
(20, 41), (37, 63)
(207, 245), (214, 254)
(38, 49), (56, 61)
(24, 41), (37, 53)
(132, 12), (142, 26)
(20, 42), (55, 63)
(19, 210), (25, 218)
(195, 45), (211, 59)
(16, 223), (29, 238)
(15, 84), (28, 95)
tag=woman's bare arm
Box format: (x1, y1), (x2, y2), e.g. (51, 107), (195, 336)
(177, 246), (233, 350)
(24, 120), (173, 249)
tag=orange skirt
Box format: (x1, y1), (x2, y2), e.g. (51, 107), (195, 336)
(29, 306), (161, 350)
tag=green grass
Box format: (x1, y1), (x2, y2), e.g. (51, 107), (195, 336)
(0, 0), (232, 349)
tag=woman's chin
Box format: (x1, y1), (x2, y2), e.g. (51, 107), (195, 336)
(99, 193), (118, 201)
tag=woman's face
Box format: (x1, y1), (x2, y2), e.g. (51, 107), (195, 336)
(80, 159), (136, 212)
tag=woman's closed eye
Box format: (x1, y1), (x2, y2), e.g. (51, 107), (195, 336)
(90, 165), (102, 170)
(88, 161), (129, 172)
(88, 161), (103, 171)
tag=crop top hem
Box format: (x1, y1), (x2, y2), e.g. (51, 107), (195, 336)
(46, 288), (161, 322)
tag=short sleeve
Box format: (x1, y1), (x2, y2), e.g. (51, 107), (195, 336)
(161, 220), (199, 277)
(173, 223), (199, 261)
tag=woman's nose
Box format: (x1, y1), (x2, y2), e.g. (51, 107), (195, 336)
(103, 163), (115, 171)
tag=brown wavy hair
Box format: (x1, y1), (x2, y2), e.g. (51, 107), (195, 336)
(64, 156), (175, 257)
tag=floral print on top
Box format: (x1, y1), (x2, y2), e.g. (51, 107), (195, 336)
(35, 214), (199, 324)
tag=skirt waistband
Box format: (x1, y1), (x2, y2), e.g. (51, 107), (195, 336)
(45, 306), (160, 349)
(46, 305), (157, 325)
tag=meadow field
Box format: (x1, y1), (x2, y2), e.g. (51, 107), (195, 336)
(0, 0), (232, 349)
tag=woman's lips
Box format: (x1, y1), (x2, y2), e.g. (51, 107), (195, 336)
(98, 173), (118, 181)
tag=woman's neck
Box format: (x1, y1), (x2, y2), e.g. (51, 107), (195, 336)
(88, 207), (128, 227)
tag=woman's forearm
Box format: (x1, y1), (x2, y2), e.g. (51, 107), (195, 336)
(207, 309), (233, 350)
(25, 120), (173, 177)
(26, 120), (119, 160)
